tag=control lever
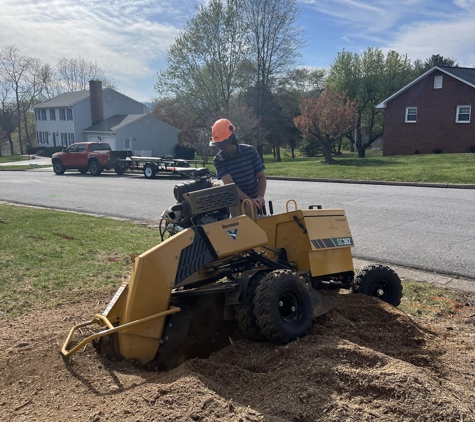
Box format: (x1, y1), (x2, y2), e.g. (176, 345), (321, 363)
(268, 201), (274, 216)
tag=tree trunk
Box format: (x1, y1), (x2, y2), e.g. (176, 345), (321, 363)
(15, 92), (23, 155)
(8, 133), (14, 155)
(355, 116), (365, 158)
(320, 141), (333, 163)
(276, 145), (281, 162)
(257, 144), (264, 160)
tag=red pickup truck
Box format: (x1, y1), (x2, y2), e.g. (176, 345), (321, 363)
(51, 142), (131, 176)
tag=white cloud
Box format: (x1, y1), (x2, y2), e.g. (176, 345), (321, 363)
(387, 18), (475, 66)
(0, 0), (192, 100)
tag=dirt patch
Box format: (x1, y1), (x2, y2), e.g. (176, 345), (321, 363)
(1, 291), (475, 421)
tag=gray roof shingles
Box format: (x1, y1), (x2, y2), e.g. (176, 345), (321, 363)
(82, 115), (145, 133)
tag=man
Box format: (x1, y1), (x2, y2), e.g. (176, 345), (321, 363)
(210, 118), (266, 212)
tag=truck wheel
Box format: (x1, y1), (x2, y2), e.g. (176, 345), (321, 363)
(53, 160), (65, 175)
(253, 270), (312, 344)
(143, 163), (155, 179)
(89, 160), (102, 176)
(351, 264), (402, 307)
(234, 272), (268, 341)
(78, 168), (88, 174)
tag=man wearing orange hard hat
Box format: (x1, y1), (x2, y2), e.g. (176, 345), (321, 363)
(210, 118), (266, 213)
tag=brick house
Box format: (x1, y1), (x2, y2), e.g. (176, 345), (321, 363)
(376, 66), (475, 156)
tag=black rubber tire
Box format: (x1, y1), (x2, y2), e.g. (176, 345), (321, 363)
(253, 270), (313, 344)
(143, 163), (155, 179)
(115, 164), (126, 175)
(52, 160), (65, 175)
(89, 160), (102, 176)
(351, 264), (403, 307)
(165, 155), (174, 160)
(78, 168), (88, 174)
(234, 272), (268, 341)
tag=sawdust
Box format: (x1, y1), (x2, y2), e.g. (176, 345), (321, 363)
(1, 291), (475, 422)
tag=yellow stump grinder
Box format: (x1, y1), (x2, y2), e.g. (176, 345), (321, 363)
(62, 169), (402, 369)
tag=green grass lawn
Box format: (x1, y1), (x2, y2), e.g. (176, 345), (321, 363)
(0, 155), (29, 163)
(1, 204), (469, 321)
(262, 151), (475, 184)
(0, 204), (160, 319)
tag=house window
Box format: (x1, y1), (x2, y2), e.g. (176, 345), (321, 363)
(61, 132), (68, 146)
(434, 75), (443, 89)
(456, 106), (471, 123)
(124, 138), (131, 150)
(35, 110), (40, 121)
(405, 107), (417, 123)
(67, 108), (73, 121)
(59, 108), (66, 121)
(68, 133), (75, 145)
(50, 109), (56, 121)
(41, 109), (47, 121)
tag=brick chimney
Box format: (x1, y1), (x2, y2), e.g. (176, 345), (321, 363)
(89, 80), (104, 126)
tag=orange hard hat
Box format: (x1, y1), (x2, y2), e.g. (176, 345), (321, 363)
(209, 118), (235, 146)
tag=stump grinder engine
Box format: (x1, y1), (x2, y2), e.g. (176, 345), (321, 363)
(62, 168), (403, 369)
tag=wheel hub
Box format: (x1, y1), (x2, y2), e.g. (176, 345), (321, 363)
(278, 292), (300, 323)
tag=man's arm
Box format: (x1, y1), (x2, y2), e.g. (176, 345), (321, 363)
(256, 171), (266, 207)
(221, 173), (263, 209)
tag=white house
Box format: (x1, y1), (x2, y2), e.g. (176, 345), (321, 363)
(33, 81), (179, 157)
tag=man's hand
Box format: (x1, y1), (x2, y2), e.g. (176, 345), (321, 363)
(251, 196), (265, 209)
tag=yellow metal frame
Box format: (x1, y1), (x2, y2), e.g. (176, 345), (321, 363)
(61, 307), (181, 357)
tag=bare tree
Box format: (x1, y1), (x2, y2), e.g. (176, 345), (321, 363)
(0, 46), (37, 154)
(0, 81), (17, 155)
(56, 57), (116, 92)
(242, 0), (305, 155)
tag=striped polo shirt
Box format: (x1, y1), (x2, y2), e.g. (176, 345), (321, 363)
(213, 144), (265, 199)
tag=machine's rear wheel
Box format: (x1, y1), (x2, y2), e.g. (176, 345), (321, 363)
(234, 272), (268, 341)
(143, 163), (155, 179)
(351, 264), (402, 306)
(253, 270), (313, 344)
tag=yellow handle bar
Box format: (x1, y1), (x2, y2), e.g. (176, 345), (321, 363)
(61, 306), (181, 357)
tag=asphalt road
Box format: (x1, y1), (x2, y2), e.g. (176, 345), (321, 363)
(1, 168), (474, 279)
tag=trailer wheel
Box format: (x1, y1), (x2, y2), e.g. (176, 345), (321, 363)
(89, 160), (102, 176)
(234, 272), (268, 341)
(143, 163), (156, 179)
(253, 270), (312, 344)
(115, 164), (127, 175)
(351, 264), (402, 307)
(53, 160), (65, 175)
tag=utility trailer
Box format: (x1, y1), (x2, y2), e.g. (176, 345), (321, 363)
(120, 156), (206, 179)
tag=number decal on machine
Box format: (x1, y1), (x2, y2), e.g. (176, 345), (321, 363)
(311, 237), (354, 249)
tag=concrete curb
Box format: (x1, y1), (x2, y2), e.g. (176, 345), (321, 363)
(266, 176), (475, 189)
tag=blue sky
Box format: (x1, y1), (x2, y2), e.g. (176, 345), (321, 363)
(2, 0), (475, 102)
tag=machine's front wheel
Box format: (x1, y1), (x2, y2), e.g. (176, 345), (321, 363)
(234, 272), (268, 341)
(351, 264), (402, 306)
(143, 163), (155, 179)
(253, 270), (312, 344)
